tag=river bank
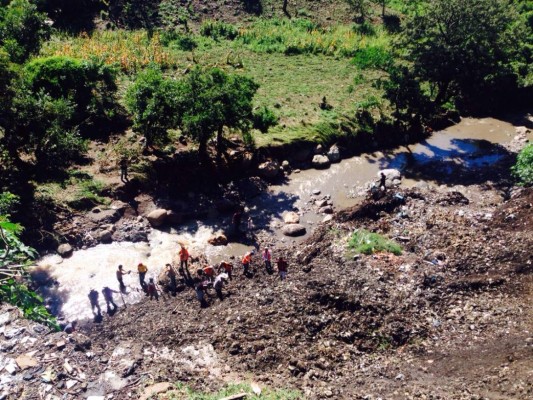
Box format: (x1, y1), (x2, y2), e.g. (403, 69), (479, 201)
(31, 114), (532, 323)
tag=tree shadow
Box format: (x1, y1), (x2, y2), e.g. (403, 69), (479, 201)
(378, 138), (516, 190)
(30, 266), (69, 318)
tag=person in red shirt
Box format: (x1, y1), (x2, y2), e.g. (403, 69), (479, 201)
(217, 261), (233, 280)
(203, 265), (216, 282)
(146, 278), (159, 301)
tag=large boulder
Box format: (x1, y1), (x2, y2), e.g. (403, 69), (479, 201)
(258, 161), (281, 179)
(57, 244), (73, 258)
(312, 155), (330, 169)
(207, 233), (228, 246)
(282, 224), (307, 237)
(146, 209), (168, 227)
(283, 211), (300, 224)
(326, 145), (341, 163)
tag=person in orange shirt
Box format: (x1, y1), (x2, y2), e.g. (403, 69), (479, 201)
(241, 250), (254, 276)
(217, 261), (233, 280)
(179, 244), (192, 280)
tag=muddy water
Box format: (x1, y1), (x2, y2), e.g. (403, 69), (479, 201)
(35, 117), (526, 321)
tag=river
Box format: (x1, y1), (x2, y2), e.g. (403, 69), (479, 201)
(34, 116), (530, 321)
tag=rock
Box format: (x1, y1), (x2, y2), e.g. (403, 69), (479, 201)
(312, 155), (330, 169)
(146, 209), (168, 227)
(319, 206), (334, 214)
(140, 382), (172, 400)
(4, 359), (18, 375)
(94, 230), (113, 243)
(281, 160), (290, 170)
(56, 340), (66, 350)
(282, 224), (307, 237)
(326, 145), (341, 163)
(15, 355), (38, 370)
(57, 244), (73, 258)
(322, 215), (333, 223)
(315, 199), (328, 208)
(314, 144), (324, 154)
(87, 208), (120, 224)
(312, 189), (321, 195)
(283, 211), (300, 224)
(208, 233), (228, 246)
(257, 160), (281, 179)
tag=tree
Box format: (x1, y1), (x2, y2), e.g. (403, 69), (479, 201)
(0, 0), (49, 63)
(345, 0), (370, 22)
(126, 67), (259, 160)
(177, 67), (258, 160)
(35, 0), (102, 32)
(399, 0), (525, 110)
(24, 56), (119, 133)
(373, 0), (388, 17)
(125, 66), (182, 146)
(282, 0), (290, 18)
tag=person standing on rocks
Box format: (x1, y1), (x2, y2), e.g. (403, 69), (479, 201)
(116, 265), (131, 291)
(241, 250), (254, 276)
(194, 278), (209, 308)
(88, 289), (101, 316)
(203, 265), (216, 282)
(119, 158), (129, 182)
(262, 247), (273, 274)
(179, 244), (192, 280)
(379, 172), (387, 192)
(213, 273), (228, 301)
(277, 257), (288, 280)
(166, 263), (178, 295)
(102, 286), (119, 313)
(137, 262), (148, 291)
(146, 278), (159, 301)
(217, 260), (233, 280)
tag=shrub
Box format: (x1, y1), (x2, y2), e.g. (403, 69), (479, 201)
(512, 143), (533, 185)
(253, 106), (279, 132)
(353, 21), (376, 36)
(382, 14), (401, 33)
(200, 21), (238, 41)
(161, 32), (197, 50)
(348, 229), (402, 255)
(352, 45), (392, 70)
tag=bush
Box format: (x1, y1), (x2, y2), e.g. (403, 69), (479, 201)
(352, 45), (393, 70)
(200, 21), (238, 41)
(382, 14), (401, 33)
(253, 106), (279, 132)
(162, 33), (197, 51)
(353, 21), (376, 36)
(512, 143), (533, 185)
(348, 229), (402, 255)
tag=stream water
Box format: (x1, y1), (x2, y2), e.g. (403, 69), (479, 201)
(34, 117), (529, 321)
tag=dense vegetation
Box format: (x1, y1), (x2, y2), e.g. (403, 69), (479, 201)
(0, 0), (531, 316)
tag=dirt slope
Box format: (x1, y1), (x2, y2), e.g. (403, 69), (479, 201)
(1, 187), (532, 399)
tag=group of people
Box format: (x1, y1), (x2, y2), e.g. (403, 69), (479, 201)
(86, 244), (289, 315)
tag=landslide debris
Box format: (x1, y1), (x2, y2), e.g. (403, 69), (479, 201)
(1, 187), (532, 399)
